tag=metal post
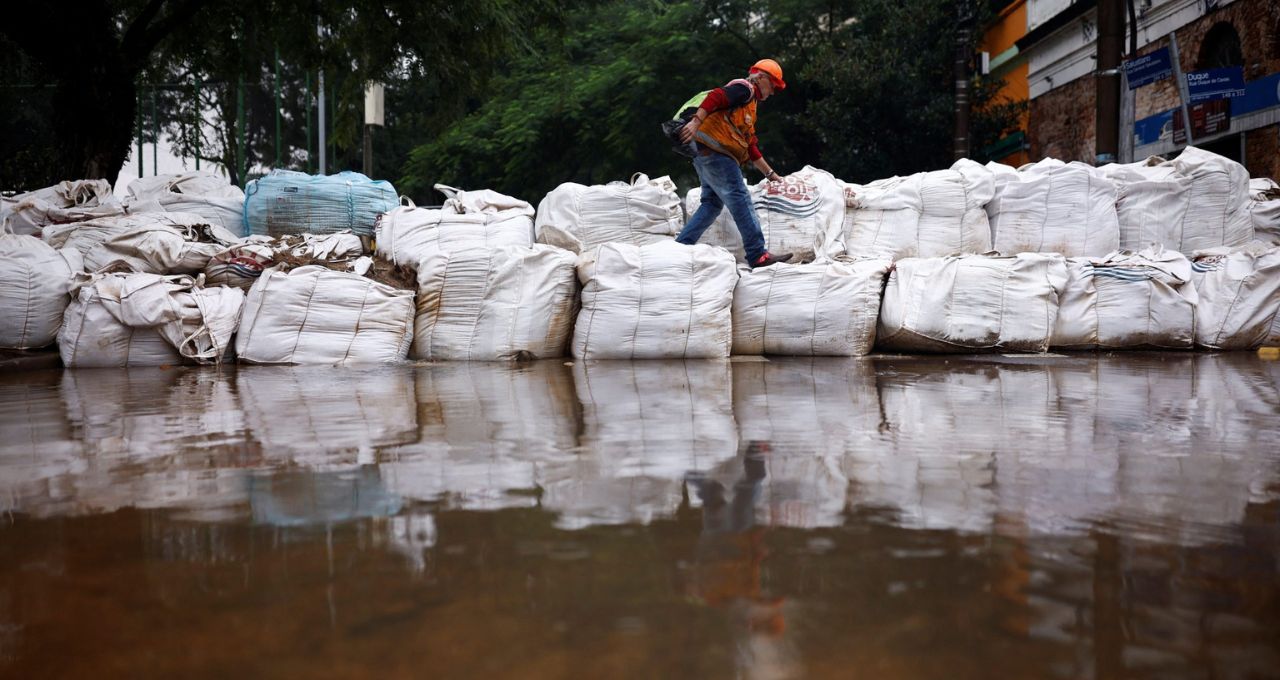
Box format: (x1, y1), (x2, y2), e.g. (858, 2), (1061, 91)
(151, 86), (158, 175)
(305, 71), (312, 173)
(237, 74), (246, 186)
(274, 47), (282, 168)
(1120, 69), (1135, 163)
(136, 88), (144, 178)
(194, 77), (201, 170)
(330, 81), (336, 170)
(1169, 33), (1195, 148)
(953, 1), (972, 159)
(318, 69), (326, 175)
(363, 125), (373, 176)
(1095, 0), (1122, 165)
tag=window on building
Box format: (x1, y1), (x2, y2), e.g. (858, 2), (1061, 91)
(1196, 22), (1243, 70)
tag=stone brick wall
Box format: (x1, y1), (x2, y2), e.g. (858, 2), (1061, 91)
(1245, 125), (1280, 180)
(1028, 75), (1096, 162)
(1029, 0), (1280, 166)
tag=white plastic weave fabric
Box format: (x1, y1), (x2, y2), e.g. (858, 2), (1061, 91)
(376, 185), (534, 267)
(412, 245), (578, 361)
(0, 230), (77, 349)
(572, 241), (738, 359)
(839, 159), (994, 260)
(83, 213), (240, 274)
(1099, 161), (1193, 251)
(1164, 146), (1253, 253)
(878, 253), (1069, 352)
(235, 265), (415, 364)
(1, 180), (123, 236)
(731, 258), (890, 356)
(124, 171), (245, 231)
(1191, 243), (1280, 350)
(986, 158), (1119, 257)
(1248, 178), (1280, 246)
(1052, 248), (1197, 349)
(535, 174), (683, 254)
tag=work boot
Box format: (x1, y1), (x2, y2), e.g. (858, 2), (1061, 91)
(750, 252), (792, 269)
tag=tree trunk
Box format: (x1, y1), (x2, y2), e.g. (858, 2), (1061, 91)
(49, 53), (137, 184)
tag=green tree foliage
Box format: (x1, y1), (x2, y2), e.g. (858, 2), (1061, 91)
(403, 0), (1023, 201)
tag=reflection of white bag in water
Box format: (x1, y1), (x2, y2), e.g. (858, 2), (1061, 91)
(685, 165), (845, 262)
(236, 365), (418, 459)
(1052, 248), (1198, 349)
(1, 179), (123, 236)
(732, 258), (890, 356)
(0, 231), (77, 349)
(877, 253), (1069, 352)
(573, 241), (738, 359)
(235, 265), (415, 364)
(123, 171), (245, 232)
(985, 158), (1120, 257)
(382, 363), (579, 511)
(838, 159), (994, 260)
(535, 174), (683, 253)
(1191, 243), (1280, 350)
(542, 361), (737, 528)
(411, 245), (578, 360)
(58, 272), (245, 367)
(376, 185), (535, 266)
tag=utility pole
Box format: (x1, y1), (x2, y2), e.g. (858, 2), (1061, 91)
(1095, 0), (1123, 165)
(363, 82), (384, 176)
(953, 1), (973, 160)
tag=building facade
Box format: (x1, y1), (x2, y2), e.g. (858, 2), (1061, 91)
(1005, 0), (1279, 179)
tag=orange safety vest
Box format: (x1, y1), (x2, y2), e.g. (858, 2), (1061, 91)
(694, 78), (758, 165)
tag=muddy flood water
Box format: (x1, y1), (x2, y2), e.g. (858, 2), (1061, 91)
(1, 354), (1278, 679)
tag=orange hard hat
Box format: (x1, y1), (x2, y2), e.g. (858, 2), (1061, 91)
(749, 58), (786, 90)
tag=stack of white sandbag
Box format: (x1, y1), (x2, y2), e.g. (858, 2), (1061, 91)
(235, 265), (415, 364)
(985, 158), (1120, 257)
(411, 245), (578, 360)
(684, 165), (845, 262)
(1052, 248), (1197, 349)
(839, 159), (994, 260)
(573, 241), (738, 359)
(59, 272), (244, 367)
(535, 174), (683, 253)
(878, 253), (1069, 352)
(1168, 146), (1253, 252)
(1099, 161), (1192, 251)
(732, 258), (891, 356)
(123, 171), (245, 232)
(0, 180), (123, 236)
(204, 231), (364, 290)
(1191, 243), (1280, 350)
(0, 229), (78, 349)
(1248, 178), (1280, 245)
(376, 185), (534, 266)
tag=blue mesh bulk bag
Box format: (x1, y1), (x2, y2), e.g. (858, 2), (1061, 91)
(243, 170), (398, 237)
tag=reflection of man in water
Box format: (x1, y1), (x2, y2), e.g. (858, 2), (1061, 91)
(686, 441), (794, 679)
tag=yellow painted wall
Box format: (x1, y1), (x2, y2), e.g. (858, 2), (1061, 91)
(981, 0), (1029, 165)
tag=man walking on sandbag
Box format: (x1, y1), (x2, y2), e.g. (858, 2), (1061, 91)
(672, 58), (792, 269)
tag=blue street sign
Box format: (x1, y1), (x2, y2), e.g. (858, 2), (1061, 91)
(1122, 48), (1173, 89)
(1186, 67), (1246, 103)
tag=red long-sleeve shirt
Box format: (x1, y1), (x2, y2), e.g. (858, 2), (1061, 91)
(698, 83), (763, 161)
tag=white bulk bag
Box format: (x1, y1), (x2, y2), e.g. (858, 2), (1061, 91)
(535, 174), (683, 253)
(732, 258), (890, 356)
(58, 272), (245, 367)
(235, 265), (415, 364)
(0, 230), (77, 349)
(572, 241), (738, 359)
(376, 185), (534, 266)
(1192, 243), (1280, 350)
(685, 165), (845, 262)
(1, 180), (123, 236)
(1098, 161), (1193, 251)
(84, 213), (240, 274)
(124, 171), (245, 232)
(412, 245), (578, 361)
(1052, 248), (1197, 349)
(987, 159), (1119, 257)
(840, 160), (994, 260)
(203, 231), (363, 290)
(878, 253), (1069, 352)
(1164, 146), (1252, 252)
(204, 239), (276, 290)
(1249, 178), (1280, 245)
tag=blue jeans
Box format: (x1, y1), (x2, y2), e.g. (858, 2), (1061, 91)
(676, 151), (766, 262)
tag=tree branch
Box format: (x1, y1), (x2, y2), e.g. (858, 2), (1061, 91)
(122, 0), (207, 69)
